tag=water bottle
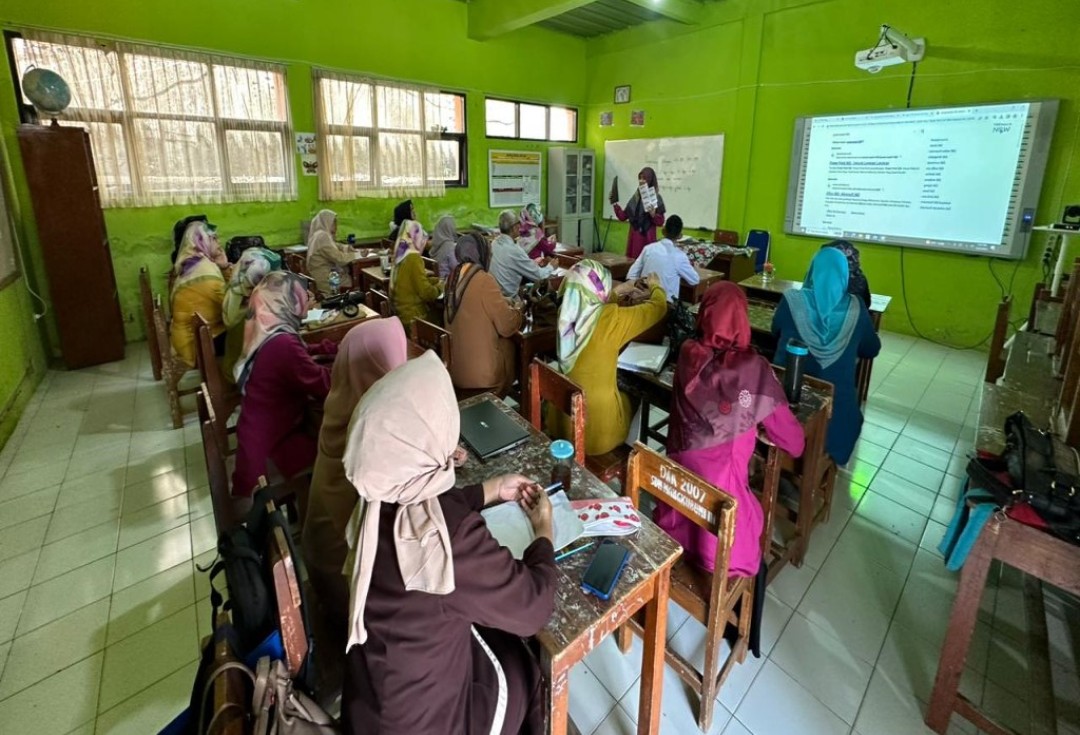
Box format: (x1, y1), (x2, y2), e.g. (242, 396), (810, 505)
(549, 440), (574, 493)
(782, 340), (808, 406)
(328, 268), (341, 295)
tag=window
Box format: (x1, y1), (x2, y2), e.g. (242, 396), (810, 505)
(8, 31), (295, 207)
(484, 98), (578, 142)
(315, 70), (466, 200)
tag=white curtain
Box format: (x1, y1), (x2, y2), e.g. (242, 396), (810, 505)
(315, 69), (448, 201)
(13, 31), (296, 207)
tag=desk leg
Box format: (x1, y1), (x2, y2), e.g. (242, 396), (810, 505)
(637, 570), (671, 735)
(638, 398), (651, 445)
(925, 527), (995, 733)
(543, 651), (571, 735)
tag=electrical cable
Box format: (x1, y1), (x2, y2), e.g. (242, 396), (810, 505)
(988, 258), (1006, 299)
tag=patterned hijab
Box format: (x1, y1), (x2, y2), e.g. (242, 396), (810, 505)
(786, 248), (859, 369)
(343, 352), (459, 649)
(306, 209), (341, 271)
(668, 282), (788, 454)
(445, 232), (492, 325)
(172, 221), (226, 293)
(557, 260), (612, 373)
(222, 248), (283, 328)
(624, 167), (665, 235)
(429, 216), (459, 278)
(390, 219), (427, 289)
(233, 271), (309, 389)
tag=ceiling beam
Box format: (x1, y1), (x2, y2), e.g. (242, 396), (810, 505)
(620, 0), (703, 25)
(468, 0), (596, 41)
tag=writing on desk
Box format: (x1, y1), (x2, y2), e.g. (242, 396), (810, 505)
(650, 464), (715, 526)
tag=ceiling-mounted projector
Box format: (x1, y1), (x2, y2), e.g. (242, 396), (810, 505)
(855, 24), (925, 73)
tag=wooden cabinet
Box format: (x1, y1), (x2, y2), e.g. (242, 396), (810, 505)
(18, 124), (125, 369)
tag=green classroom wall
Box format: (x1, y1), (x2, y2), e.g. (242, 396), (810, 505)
(584, 0), (1080, 346)
(0, 0), (588, 350)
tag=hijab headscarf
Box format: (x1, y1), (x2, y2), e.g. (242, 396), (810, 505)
(389, 199), (413, 239)
(557, 260), (612, 373)
(668, 282), (788, 454)
(390, 219), (427, 291)
(305, 209), (339, 269)
(445, 232), (492, 325)
(429, 216), (459, 278)
(624, 167), (666, 235)
(233, 271), (309, 389)
(172, 221), (226, 294)
(822, 240), (871, 308)
(171, 214), (208, 264)
(343, 351), (459, 649)
(785, 247), (860, 369)
(223, 248), (283, 328)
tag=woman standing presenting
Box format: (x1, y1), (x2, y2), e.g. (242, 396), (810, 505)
(609, 166), (665, 258)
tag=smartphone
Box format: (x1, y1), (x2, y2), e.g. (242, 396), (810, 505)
(581, 540), (631, 601)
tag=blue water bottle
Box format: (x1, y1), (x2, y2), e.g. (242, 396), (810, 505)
(328, 268), (341, 295)
(783, 340), (808, 406)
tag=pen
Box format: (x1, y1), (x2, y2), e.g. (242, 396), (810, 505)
(543, 481), (563, 496)
(556, 540), (596, 562)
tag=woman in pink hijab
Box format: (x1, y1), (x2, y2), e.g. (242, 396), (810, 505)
(303, 317), (410, 629)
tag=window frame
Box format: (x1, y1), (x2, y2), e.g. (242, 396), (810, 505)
(484, 97), (579, 143)
(315, 70), (468, 195)
(6, 31), (296, 206)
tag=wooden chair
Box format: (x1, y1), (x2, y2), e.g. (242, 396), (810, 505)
(197, 387), (240, 535)
(264, 496), (310, 679)
(621, 443), (752, 731)
(154, 293), (199, 428)
(984, 296), (1011, 383)
(194, 313), (240, 441)
(139, 267), (163, 381)
(712, 229), (740, 246)
(284, 251), (308, 277)
(366, 288), (392, 318)
(207, 610), (250, 735)
(409, 319), (451, 369)
(525, 359), (586, 465)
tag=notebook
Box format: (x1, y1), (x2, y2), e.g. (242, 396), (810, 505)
(459, 400), (531, 461)
(481, 490), (585, 559)
(617, 341), (670, 375)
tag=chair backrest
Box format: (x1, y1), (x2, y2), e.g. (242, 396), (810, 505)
(1055, 259), (1080, 362)
(421, 256), (438, 275)
(194, 314), (234, 449)
(746, 230), (770, 271)
(526, 359), (585, 464)
(626, 443), (737, 597)
(198, 388), (238, 535)
(284, 252), (307, 277)
(554, 253), (582, 270)
(139, 267), (163, 381)
(410, 319), (451, 369)
(264, 499), (310, 678)
(366, 288), (392, 318)
(713, 229), (740, 246)
(985, 296), (1012, 383)
(151, 294), (174, 366)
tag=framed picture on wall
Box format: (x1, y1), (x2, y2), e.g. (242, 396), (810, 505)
(614, 85), (631, 104)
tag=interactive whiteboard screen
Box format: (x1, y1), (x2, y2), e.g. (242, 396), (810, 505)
(784, 101), (1058, 259)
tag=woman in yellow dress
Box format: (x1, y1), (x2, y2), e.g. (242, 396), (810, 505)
(553, 260), (667, 456)
(390, 219), (441, 328)
(169, 220), (230, 367)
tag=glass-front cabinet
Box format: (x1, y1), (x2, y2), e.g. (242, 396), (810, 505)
(547, 147), (595, 251)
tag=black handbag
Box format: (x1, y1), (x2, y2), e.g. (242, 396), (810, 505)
(226, 235), (266, 263)
(998, 412), (1080, 543)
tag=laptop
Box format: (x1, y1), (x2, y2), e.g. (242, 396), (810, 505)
(459, 400), (531, 461)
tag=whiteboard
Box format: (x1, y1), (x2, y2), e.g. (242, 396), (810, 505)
(602, 135), (724, 231)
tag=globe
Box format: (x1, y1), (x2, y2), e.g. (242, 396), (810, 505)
(21, 68), (71, 117)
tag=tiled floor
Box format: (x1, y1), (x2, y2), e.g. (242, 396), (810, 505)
(0, 335), (1076, 734)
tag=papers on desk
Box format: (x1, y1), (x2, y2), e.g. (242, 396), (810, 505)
(302, 309), (328, 324)
(618, 341), (670, 375)
(570, 498), (641, 537)
(481, 490), (584, 559)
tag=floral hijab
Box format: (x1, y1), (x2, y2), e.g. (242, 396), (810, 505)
(172, 221), (226, 294)
(390, 219), (427, 290)
(557, 260), (612, 373)
(223, 248), (283, 328)
(233, 271), (309, 390)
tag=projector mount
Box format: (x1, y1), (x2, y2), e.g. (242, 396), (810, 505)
(855, 24), (926, 73)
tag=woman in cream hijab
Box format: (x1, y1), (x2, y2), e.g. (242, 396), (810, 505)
(340, 352), (556, 735)
(306, 209), (354, 294)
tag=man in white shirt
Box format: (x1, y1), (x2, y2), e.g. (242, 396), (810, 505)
(490, 209), (555, 297)
(626, 215), (699, 302)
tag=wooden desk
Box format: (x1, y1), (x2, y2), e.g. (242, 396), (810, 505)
(591, 252), (636, 281)
(926, 381), (1078, 735)
(455, 395), (682, 735)
(348, 252), (382, 288)
(616, 366), (834, 574)
(360, 265), (390, 293)
(300, 303), (379, 345)
(738, 275), (891, 404)
(1001, 331), (1060, 398)
(678, 266), (726, 304)
(554, 243), (584, 258)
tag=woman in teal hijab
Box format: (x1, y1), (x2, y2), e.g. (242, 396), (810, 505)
(772, 248), (880, 464)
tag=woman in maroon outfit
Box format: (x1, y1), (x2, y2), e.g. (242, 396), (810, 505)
(231, 271), (336, 501)
(610, 166), (665, 258)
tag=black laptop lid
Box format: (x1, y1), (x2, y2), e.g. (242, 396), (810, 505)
(459, 400), (531, 461)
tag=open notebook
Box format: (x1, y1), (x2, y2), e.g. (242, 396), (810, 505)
(481, 490), (585, 559)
